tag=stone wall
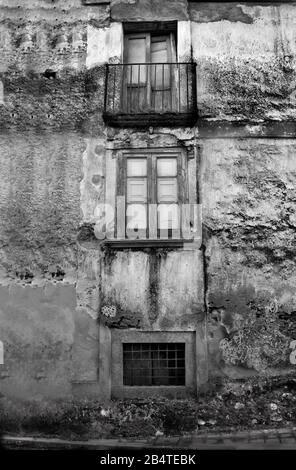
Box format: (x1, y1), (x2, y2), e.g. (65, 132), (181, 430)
(191, 2), (296, 120)
(201, 138), (296, 375)
(1, 1), (296, 400)
(0, 0), (108, 398)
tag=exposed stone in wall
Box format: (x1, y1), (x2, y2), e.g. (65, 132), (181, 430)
(100, 247), (204, 331)
(0, 66), (105, 133)
(86, 22), (123, 68)
(201, 139), (296, 373)
(1, 0), (296, 398)
(196, 57), (296, 120)
(189, 2), (254, 24)
(80, 137), (106, 224)
(76, 246), (101, 320)
(0, 2), (109, 134)
(0, 0), (110, 71)
(110, 0), (188, 22)
(0, 132), (82, 284)
(219, 304), (290, 372)
(192, 3), (296, 120)
(106, 127), (197, 150)
(101, 249), (151, 328)
(0, 284), (75, 399)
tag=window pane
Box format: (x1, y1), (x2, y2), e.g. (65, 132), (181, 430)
(157, 158), (177, 177)
(126, 37), (147, 84)
(126, 204), (147, 230)
(158, 204), (179, 229)
(126, 37), (146, 64)
(127, 179), (147, 203)
(151, 36), (169, 63)
(151, 64), (170, 90)
(126, 64), (147, 85)
(127, 158), (147, 177)
(157, 178), (177, 202)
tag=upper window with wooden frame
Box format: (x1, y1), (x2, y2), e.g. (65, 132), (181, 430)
(123, 31), (178, 113)
(115, 149), (190, 243)
(103, 21), (197, 127)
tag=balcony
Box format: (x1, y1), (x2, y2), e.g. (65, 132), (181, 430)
(103, 62), (197, 128)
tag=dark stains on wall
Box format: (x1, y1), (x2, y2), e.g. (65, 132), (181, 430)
(197, 58), (296, 120)
(198, 121), (296, 138)
(208, 286), (257, 323)
(111, 0), (188, 22)
(148, 249), (162, 324)
(0, 283), (76, 399)
(77, 223), (97, 243)
(279, 311), (296, 339)
(0, 66), (105, 134)
(0, 132), (82, 278)
(207, 284), (293, 372)
(101, 245), (118, 275)
(99, 246), (200, 330)
(189, 2), (254, 24)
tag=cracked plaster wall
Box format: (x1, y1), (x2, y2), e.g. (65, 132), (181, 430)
(201, 139), (296, 376)
(1, 1), (296, 399)
(191, 3), (296, 120)
(0, 0), (110, 398)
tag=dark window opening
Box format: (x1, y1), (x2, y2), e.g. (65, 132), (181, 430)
(123, 21), (177, 36)
(123, 343), (185, 386)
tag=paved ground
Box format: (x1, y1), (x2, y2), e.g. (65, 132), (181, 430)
(2, 427), (296, 450)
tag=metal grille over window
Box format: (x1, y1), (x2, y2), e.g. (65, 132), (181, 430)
(123, 343), (186, 386)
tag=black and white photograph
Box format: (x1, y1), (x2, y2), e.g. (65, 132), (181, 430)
(0, 0), (296, 462)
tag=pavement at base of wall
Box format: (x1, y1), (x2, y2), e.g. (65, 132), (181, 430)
(2, 427), (296, 450)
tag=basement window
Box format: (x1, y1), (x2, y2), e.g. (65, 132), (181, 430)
(123, 343), (186, 386)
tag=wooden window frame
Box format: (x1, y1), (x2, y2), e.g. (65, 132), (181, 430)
(114, 149), (189, 246)
(123, 32), (177, 113)
(123, 32), (177, 63)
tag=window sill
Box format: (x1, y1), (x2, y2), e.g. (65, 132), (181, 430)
(104, 239), (194, 249)
(82, 0), (110, 4)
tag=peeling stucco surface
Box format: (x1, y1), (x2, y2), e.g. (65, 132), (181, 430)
(0, 132), (82, 282)
(110, 0), (189, 22)
(192, 4), (296, 120)
(201, 139), (296, 373)
(1, 1), (296, 399)
(0, 284), (75, 399)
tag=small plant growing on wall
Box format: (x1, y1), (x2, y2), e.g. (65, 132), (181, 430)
(99, 303), (142, 329)
(101, 305), (117, 319)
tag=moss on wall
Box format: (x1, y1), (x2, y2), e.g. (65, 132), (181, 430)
(196, 58), (296, 120)
(202, 139), (296, 374)
(2, 1), (296, 398)
(0, 132), (82, 281)
(0, 66), (105, 134)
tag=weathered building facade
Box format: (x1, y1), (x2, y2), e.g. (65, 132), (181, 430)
(0, 0), (296, 401)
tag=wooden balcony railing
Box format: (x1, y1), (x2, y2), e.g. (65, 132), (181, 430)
(103, 62), (197, 127)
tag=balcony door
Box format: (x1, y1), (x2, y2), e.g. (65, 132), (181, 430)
(123, 32), (177, 113)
